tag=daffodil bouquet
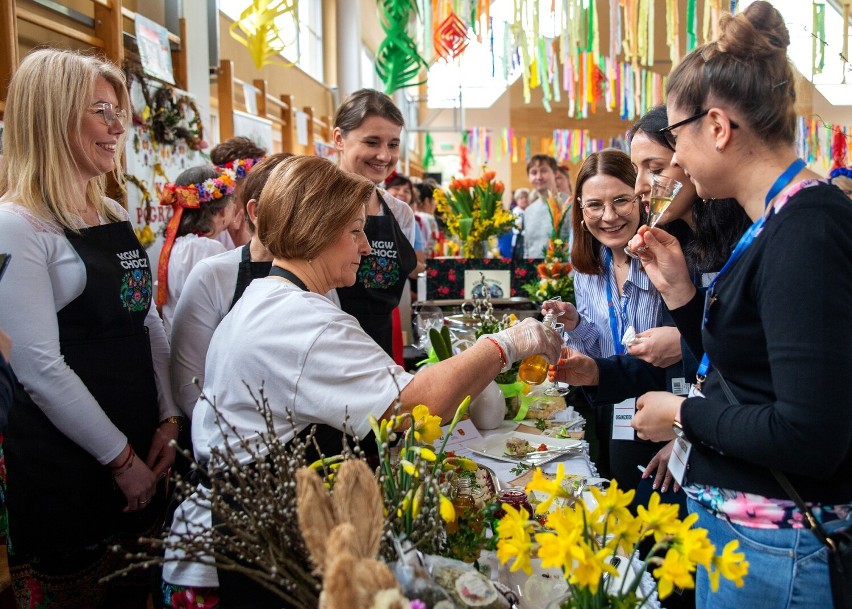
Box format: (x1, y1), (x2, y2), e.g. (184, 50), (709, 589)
(434, 170), (515, 258)
(369, 397), (478, 557)
(496, 465), (750, 608)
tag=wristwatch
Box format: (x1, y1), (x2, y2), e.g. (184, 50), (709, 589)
(672, 417), (685, 439)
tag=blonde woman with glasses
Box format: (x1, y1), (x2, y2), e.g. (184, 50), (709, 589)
(0, 49), (180, 608)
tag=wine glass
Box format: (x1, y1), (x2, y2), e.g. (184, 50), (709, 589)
(624, 174), (683, 259)
(414, 305), (444, 350)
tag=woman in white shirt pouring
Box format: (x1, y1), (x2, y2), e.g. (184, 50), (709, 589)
(164, 155), (562, 607)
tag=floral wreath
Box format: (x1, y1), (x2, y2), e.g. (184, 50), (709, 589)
(156, 169), (236, 306)
(216, 157), (265, 181)
(125, 64), (207, 152)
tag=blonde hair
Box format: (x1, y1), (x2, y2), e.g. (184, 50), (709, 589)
(0, 48), (130, 229)
(256, 156), (374, 260)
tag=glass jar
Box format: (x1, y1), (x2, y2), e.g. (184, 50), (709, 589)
(495, 487), (534, 519)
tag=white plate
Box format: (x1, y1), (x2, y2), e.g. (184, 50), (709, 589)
(465, 431), (583, 465)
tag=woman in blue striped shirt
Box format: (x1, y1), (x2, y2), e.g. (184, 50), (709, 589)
(544, 148), (673, 483)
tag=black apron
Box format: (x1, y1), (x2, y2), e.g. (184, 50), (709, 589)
(337, 194), (417, 357)
(216, 265), (361, 609)
(229, 243), (272, 311)
(5, 221), (162, 556)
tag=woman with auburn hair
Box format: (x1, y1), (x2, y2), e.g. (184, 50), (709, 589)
(164, 155), (562, 607)
(630, 2), (852, 606)
(544, 149), (673, 485)
(0, 49), (180, 608)
(332, 89), (417, 358)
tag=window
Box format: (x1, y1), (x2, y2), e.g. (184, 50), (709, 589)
(220, 0), (324, 82)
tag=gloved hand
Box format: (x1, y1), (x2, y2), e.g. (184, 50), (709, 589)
(483, 317), (563, 371)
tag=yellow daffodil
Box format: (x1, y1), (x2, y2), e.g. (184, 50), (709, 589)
(637, 492), (681, 537)
(590, 480), (635, 522)
(709, 540), (749, 591)
(567, 542), (618, 594)
(606, 513), (643, 555)
(412, 405), (442, 444)
(653, 548), (696, 599)
(439, 495), (456, 523)
(442, 457), (478, 471)
(399, 459), (417, 476)
(411, 485), (424, 517)
(525, 464), (574, 514)
(496, 504), (535, 575)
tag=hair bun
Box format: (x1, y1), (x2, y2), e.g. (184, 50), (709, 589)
(717, 0), (790, 59)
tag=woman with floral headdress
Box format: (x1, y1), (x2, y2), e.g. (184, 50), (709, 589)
(157, 165), (237, 336)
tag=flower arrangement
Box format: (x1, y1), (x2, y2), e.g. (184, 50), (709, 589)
(433, 170), (514, 258)
(522, 238), (575, 304)
(124, 173), (156, 248)
(159, 169), (236, 209)
(368, 398), (476, 557)
(496, 465), (750, 608)
(216, 156), (265, 180)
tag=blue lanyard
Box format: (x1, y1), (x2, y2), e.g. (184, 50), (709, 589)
(696, 158), (806, 383)
(605, 248), (630, 355)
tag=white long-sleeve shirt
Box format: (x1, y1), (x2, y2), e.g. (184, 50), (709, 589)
(0, 200), (180, 465)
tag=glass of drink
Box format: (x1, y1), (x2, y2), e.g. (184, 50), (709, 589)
(624, 174), (683, 259)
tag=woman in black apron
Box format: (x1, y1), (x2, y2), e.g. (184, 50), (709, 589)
(332, 89), (417, 357)
(0, 50), (180, 609)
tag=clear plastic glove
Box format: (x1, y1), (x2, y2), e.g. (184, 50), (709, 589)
(486, 317), (563, 369)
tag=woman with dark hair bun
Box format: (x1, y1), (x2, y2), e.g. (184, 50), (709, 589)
(630, 3), (852, 607)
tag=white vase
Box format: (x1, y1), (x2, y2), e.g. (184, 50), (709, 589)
(469, 381), (505, 430)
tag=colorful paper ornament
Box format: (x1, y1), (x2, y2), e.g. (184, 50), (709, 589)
(434, 11), (470, 60)
(229, 0), (299, 70)
(375, 0), (429, 93)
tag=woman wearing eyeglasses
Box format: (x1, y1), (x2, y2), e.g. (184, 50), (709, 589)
(543, 149), (672, 484)
(629, 3), (852, 607)
(0, 49), (180, 608)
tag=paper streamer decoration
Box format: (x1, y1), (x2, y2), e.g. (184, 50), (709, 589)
(229, 0), (299, 70)
(376, 0), (429, 93)
(812, 2), (826, 76)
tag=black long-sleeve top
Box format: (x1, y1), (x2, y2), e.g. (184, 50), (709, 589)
(669, 183), (852, 503)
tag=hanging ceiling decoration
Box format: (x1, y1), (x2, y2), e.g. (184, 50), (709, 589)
(375, 0), (430, 93)
(433, 11), (470, 60)
(229, 0), (299, 70)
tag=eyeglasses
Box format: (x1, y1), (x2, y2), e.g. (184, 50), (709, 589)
(88, 102), (128, 128)
(579, 194), (639, 220)
(659, 109), (739, 148)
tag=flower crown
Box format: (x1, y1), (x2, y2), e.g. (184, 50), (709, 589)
(216, 156), (264, 181)
(160, 169), (236, 209)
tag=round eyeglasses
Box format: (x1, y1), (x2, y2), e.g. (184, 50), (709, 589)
(579, 195), (639, 220)
(88, 102), (128, 128)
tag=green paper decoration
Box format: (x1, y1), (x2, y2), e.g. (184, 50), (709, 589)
(422, 132), (435, 169)
(375, 0), (429, 93)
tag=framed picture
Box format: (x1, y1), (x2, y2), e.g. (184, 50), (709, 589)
(464, 269), (511, 300)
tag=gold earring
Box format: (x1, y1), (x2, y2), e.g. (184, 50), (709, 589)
(581, 220), (589, 232)
(716, 144), (724, 152)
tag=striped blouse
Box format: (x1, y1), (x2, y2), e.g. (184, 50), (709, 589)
(565, 246), (663, 358)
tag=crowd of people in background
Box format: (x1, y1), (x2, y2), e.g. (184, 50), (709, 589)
(0, 3), (850, 608)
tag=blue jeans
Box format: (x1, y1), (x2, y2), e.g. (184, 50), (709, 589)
(689, 498), (851, 609)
